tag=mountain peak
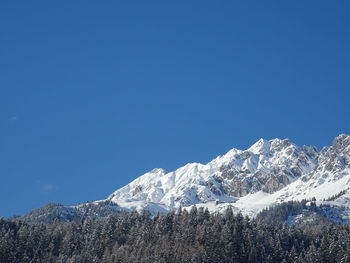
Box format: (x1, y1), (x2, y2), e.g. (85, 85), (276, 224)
(248, 138), (270, 155)
(247, 138), (293, 155)
(149, 168), (167, 175)
(332, 134), (350, 153)
(269, 137), (292, 148)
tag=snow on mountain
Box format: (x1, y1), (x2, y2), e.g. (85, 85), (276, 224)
(104, 134), (350, 217)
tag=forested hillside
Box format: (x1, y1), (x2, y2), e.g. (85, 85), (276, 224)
(1, 206), (350, 263)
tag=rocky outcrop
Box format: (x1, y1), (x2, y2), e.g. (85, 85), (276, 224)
(214, 139), (318, 197)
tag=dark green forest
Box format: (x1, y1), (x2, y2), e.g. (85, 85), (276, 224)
(1, 204), (350, 263)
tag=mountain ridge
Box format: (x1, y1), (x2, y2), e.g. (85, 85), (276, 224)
(103, 134), (350, 218)
(16, 134), (350, 223)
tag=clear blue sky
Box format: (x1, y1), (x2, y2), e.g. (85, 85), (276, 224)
(1, 1), (349, 217)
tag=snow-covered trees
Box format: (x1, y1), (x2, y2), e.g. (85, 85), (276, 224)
(1, 210), (350, 262)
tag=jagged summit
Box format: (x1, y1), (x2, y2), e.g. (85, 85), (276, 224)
(247, 138), (293, 155)
(247, 138), (270, 155)
(332, 134), (350, 153)
(149, 168), (167, 175)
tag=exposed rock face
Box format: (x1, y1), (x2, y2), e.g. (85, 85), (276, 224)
(333, 134), (350, 154)
(216, 138), (318, 196)
(307, 134), (350, 177)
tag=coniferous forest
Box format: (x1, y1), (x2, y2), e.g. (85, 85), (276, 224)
(1, 204), (350, 263)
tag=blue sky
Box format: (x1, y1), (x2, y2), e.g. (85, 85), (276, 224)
(1, 1), (350, 217)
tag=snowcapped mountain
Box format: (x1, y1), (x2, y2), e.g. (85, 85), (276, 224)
(17, 134), (350, 223)
(105, 134), (350, 218)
